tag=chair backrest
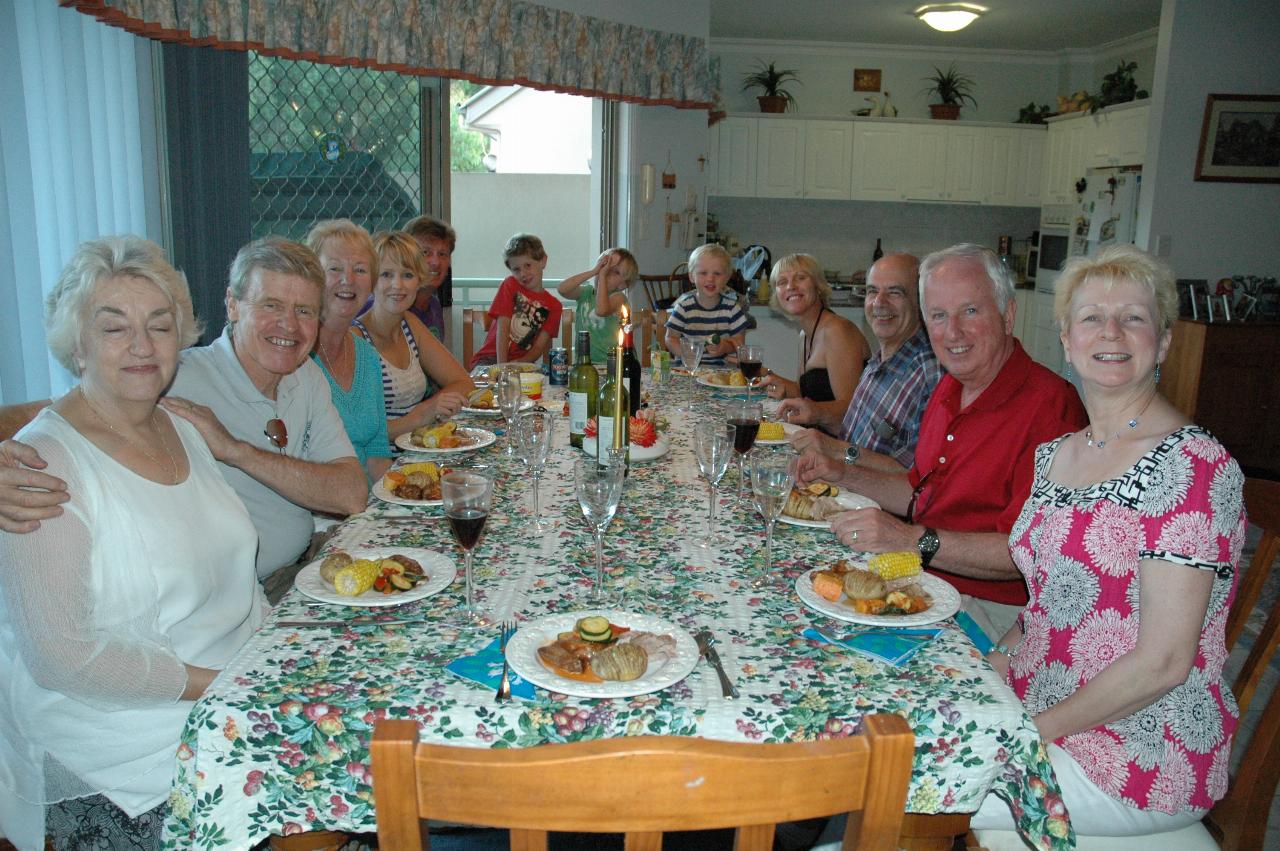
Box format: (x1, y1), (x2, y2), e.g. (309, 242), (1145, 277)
(460, 308), (490, 367)
(560, 308), (574, 354)
(371, 715), (913, 851)
(639, 262), (691, 311)
(1226, 477), (1280, 653)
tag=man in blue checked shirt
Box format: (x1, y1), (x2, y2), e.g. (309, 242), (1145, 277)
(779, 253), (941, 471)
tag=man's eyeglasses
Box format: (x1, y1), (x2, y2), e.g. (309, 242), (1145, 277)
(264, 418), (288, 454)
(906, 469), (935, 524)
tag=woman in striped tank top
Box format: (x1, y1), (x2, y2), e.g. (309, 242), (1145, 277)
(356, 232), (474, 442)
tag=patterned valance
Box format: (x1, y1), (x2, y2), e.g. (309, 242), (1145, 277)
(63, 0), (714, 109)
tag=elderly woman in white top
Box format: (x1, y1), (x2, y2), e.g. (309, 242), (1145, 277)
(0, 237), (267, 850)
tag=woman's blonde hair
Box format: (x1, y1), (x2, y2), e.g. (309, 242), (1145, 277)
(603, 247), (639, 287)
(306, 219), (378, 280)
(768, 253), (832, 313)
(45, 236), (201, 377)
(373, 231), (429, 285)
(1054, 243), (1179, 333)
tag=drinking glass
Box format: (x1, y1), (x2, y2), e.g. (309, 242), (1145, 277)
(693, 422), (734, 550)
(749, 448), (799, 589)
(737, 345), (764, 403)
(514, 409), (555, 532)
(496, 367), (523, 457)
(574, 456), (625, 604)
(442, 471), (495, 628)
(676, 335), (705, 413)
(726, 399), (763, 502)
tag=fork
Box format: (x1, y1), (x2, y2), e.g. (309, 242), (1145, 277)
(495, 620), (516, 702)
(812, 623), (938, 644)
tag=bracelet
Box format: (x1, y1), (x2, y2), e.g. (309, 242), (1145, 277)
(991, 643), (1015, 656)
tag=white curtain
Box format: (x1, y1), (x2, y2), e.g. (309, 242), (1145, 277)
(0, 0), (162, 405)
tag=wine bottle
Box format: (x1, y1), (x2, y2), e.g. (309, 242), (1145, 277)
(622, 325), (642, 415)
(568, 330), (597, 448)
(872, 238), (884, 262)
(596, 352), (630, 471)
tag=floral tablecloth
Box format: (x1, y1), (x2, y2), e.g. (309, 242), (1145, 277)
(161, 376), (1074, 850)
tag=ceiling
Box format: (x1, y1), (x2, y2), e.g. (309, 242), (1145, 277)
(709, 0), (1163, 52)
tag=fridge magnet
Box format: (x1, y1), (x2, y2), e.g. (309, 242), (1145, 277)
(1194, 94), (1280, 183)
(853, 69), (882, 92)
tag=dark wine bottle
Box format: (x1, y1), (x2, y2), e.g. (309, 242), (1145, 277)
(568, 331), (597, 448)
(872, 238), (884, 262)
(622, 325), (642, 415)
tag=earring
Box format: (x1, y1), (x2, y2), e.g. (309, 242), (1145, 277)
(1064, 362), (1073, 380)
(1154, 363), (1162, 384)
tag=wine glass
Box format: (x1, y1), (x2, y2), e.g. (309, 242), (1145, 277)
(749, 448), (799, 589)
(496, 367), (523, 457)
(574, 456), (626, 604)
(676, 335), (705, 413)
(442, 471), (495, 628)
(726, 399), (763, 502)
(737, 345), (764, 403)
(514, 409), (555, 532)
(692, 421), (734, 550)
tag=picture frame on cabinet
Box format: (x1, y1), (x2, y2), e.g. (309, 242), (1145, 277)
(1194, 94), (1280, 183)
(853, 68), (882, 92)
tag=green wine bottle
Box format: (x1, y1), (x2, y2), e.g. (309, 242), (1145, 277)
(568, 331), (597, 448)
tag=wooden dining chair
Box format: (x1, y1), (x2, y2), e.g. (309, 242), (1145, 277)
(371, 715), (914, 851)
(639, 262), (690, 311)
(974, 477), (1280, 851)
(559, 307), (574, 352)
(460, 308), (490, 366)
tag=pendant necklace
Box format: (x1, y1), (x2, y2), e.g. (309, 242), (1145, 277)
(318, 332), (349, 376)
(1084, 392), (1156, 450)
(79, 387), (177, 482)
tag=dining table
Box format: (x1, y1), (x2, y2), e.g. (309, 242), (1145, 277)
(159, 369), (1075, 850)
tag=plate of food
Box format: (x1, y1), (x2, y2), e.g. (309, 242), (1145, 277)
(460, 387), (535, 417)
(506, 610), (700, 699)
(696, 370), (748, 391)
(754, 420), (802, 446)
(470, 362), (542, 383)
(581, 416), (669, 462)
(395, 423), (495, 455)
(372, 462), (446, 507)
(295, 547), (456, 607)
(795, 557), (960, 627)
(777, 484), (879, 529)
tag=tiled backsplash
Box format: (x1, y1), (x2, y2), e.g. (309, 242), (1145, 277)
(710, 197), (1040, 276)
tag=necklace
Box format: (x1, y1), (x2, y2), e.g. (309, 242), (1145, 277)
(79, 387), (177, 482)
(1084, 392), (1156, 450)
(317, 332), (350, 375)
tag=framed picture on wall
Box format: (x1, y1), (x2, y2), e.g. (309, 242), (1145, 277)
(1194, 93), (1280, 183)
(853, 69), (882, 92)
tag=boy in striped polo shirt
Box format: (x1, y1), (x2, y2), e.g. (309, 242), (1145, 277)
(663, 243), (749, 366)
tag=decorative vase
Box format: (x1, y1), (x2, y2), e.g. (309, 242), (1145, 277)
(929, 103), (961, 120)
(757, 95), (788, 114)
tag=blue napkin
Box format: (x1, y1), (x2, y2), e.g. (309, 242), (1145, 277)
(446, 636), (536, 700)
(952, 610), (993, 654)
(803, 626), (942, 667)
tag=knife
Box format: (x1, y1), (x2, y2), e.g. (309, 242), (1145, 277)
(276, 617), (425, 628)
(695, 629), (739, 699)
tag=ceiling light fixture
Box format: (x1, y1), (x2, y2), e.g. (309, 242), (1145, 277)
(914, 3), (987, 32)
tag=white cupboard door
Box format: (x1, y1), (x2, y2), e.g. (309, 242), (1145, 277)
(944, 127), (983, 202)
(756, 120), (805, 198)
(983, 128), (1017, 205)
(851, 123), (908, 201)
(1015, 131), (1044, 207)
(713, 117), (757, 197)
(803, 120), (853, 200)
(1043, 122), (1067, 203)
(1112, 105), (1148, 166)
(904, 124), (948, 201)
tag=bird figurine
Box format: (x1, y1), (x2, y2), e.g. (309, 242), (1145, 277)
(881, 91), (898, 117)
(865, 95), (883, 118)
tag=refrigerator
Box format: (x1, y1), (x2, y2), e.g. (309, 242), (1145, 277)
(1068, 167), (1141, 259)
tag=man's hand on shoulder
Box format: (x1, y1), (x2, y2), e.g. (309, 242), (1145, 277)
(160, 397), (246, 465)
(0, 439), (68, 533)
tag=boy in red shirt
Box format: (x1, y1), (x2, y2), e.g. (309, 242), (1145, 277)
(469, 233), (564, 369)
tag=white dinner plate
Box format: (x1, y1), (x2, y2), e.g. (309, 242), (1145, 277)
(696, 372), (748, 392)
(506, 610), (700, 699)
(795, 566), (961, 628)
(581, 436), (671, 463)
(755, 421), (803, 446)
(777, 490), (881, 529)
(461, 397), (534, 417)
(371, 479), (443, 508)
(395, 427), (496, 455)
(295, 547), (457, 607)
(470, 363), (542, 382)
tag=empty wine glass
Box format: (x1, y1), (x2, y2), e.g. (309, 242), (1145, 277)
(737, 345), (764, 403)
(676, 335), (705, 413)
(749, 448), (799, 589)
(496, 367), (523, 457)
(442, 471), (494, 628)
(726, 399), (763, 502)
(693, 422), (734, 550)
(574, 456), (625, 604)
(514, 409), (555, 532)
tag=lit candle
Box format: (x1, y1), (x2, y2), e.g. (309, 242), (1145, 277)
(613, 324), (626, 450)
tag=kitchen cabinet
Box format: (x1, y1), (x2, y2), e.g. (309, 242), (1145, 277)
(1042, 117), (1090, 205)
(1041, 102), (1149, 203)
(1084, 103), (1149, 168)
(851, 123), (909, 201)
(1030, 290), (1064, 374)
(803, 120), (854, 200)
(1014, 131), (1044, 207)
(1160, 319), (1280, 478)
(984, 128), (1019, 206)
(903, 124), (982, 202)
(756, 119), (806, 198)
(710, 117), (757, 197)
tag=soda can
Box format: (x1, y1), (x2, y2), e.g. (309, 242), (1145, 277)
(549, 346), (569, 385)
(652, 348), (671, 381)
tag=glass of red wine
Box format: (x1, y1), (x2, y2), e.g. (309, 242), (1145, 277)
(726, 399), (763, 503)
(442, 470), (494, 628)
(737, 345), (764, 403)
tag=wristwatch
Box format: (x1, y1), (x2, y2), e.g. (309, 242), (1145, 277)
(916, 527), (940, 569)
(843, 444), (860, 466)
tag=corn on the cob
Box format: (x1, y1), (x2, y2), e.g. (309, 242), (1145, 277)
(757, 422), (785, 441)
(334, 559), (380, 596)
(867, 551), (922, 580)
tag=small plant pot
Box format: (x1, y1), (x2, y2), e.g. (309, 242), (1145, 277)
(929, 103), (962, 120)
(757, 95), (788, 113)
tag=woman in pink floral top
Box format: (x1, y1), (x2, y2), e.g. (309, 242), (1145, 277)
(972, 245), (1246, 839)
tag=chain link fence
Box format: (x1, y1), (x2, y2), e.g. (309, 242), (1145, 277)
(248, 53), (422, 241)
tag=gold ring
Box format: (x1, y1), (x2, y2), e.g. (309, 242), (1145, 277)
(850, 530), (859, 542)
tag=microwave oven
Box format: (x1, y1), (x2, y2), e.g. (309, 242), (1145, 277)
(1032, 229), (1070, 294)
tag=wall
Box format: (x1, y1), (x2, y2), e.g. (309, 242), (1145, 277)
(1139, 0), (1280, 280)
(710, 197), (1038, 277)
(1089, 30), (1158, 96)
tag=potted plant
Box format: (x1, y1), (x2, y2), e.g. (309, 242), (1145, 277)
(741, 61), (801, 114)
(921, 64), (977, 120)
(1085, 60), (1149, 113)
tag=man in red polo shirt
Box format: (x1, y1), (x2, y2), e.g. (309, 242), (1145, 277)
(797, 243), (1086, 639)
